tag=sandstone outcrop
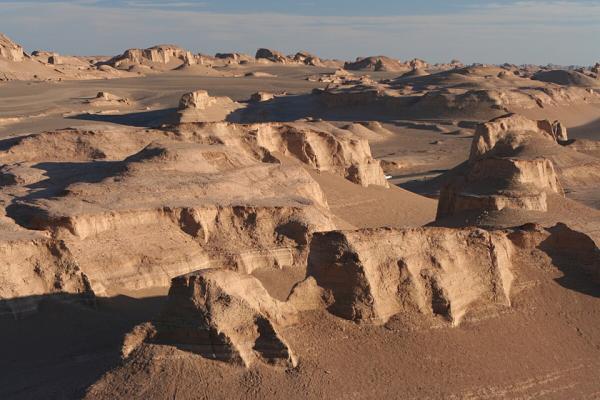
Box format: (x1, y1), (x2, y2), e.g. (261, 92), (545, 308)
(293, 51), (322, 66)
(107, 44), (196, 70)
(150, 269), (298, 367)
(319, 65), (600, 120)
(436, 114), (600, 222)
(509, 223), (599, 279)
(255, 48), (289, 64)
(0, 33), (24, 62)
(175, 121), (389, 187)
(85, 91), (131, 106)
(177, 90), (243, 123)
(307, 227), (514, 325)
(344, 56), (409, 72)
(437, 157), (563, 218)
(0, 228), (93, 316)
(469, 113), (569, 161)
(250, 91), (275, 102)
(4, 139), (335, 293)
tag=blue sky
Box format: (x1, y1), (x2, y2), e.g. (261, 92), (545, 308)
(1, 0), (599, 65)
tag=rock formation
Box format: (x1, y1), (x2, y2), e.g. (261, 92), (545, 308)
(307, 227), (514, 325)
(255, 48), (289, 64)
(85, 91), (131, 106)
(250, 91), (275, 102)
(177, 90), (243, 123)
(532, 69), (600, 87)
(344, 56), (410, 72)
(436, 114), (600, 224)
(469, 113), (569, 162)
(107, 44), (196, 70)
(0, 229), (93, 316)
(293, 51), (322, 66)
(175, 121), (389, 187)
(0, 33), (24, 61)
(4, 140), (335, 293)
(149, 269), (299, 367)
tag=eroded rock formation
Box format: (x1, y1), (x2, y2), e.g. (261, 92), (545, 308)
(0, 33), (24, 62)
(307, 227), (514, 325)
(150, 269), (298, 367)
(177, 90), (243, 123)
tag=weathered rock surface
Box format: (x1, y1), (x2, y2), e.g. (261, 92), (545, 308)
(3, 138), (335, 293)
(0, 228), (93, 316)
(344, 56), (410, 72)
(0, 33), (24, 62)
(319, 65), (600, 120)
(255, 48), (289, 64)
(175, 121), (389, 187)
(150, 269), (298, 367)
(470, 113), (568, 161)
(177, 90), (243, 123)
(307, 227), (514, 325)
(436, 113), (600, 225)
(437, 157), (563, 218)
(107, 44), (196, 71)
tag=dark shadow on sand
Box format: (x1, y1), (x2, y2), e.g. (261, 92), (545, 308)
(0, 292), (167, 400)
(67, 108), (177, 128)
(5, 160), (124, 230)
(538, 224), (600, 298)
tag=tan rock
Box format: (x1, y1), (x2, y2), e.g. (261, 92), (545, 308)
(0, 33), (24, 62)
(153, 269), (298, 367)
(308, 227), (514, 325)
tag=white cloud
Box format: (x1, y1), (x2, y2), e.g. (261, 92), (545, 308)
(0, 1), (598, 65)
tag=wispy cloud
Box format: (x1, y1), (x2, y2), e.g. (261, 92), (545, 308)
(0, 0), (598, 65)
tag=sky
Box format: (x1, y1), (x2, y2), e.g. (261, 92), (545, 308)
(1, 0), (599, 65)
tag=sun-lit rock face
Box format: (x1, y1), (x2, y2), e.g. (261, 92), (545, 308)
(470, 113), (569, 162)
(152, 269), (299, 367)
(308, 227), (515, 326)
(0, 33), (25, 62)
(255, 48), (290, 63)
(107, 44), (196, 70)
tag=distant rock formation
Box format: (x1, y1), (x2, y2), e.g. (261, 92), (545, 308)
(85, 91), (131, 106)
(532, 69), (600, 87)
(344, 56), (410, 72)
(255, 48), (289, 63)
(470, 113), (568, 162)
(177, 90), (243, 123)
(250, 91), (275, 102)
(293, 51), (322, 66)
(107, 44), (196, 70)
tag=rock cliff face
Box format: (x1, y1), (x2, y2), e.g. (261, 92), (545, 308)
(307, 227), (514, 326)
(150, 269), (298, 367)
(177, 90), (243, 123)
(175, 121), (389, 187)
(107, 44), (196, 70)
(6, 141), (334, 293)
(0, 33), (24, 62)
(0, 232), (93, 316)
